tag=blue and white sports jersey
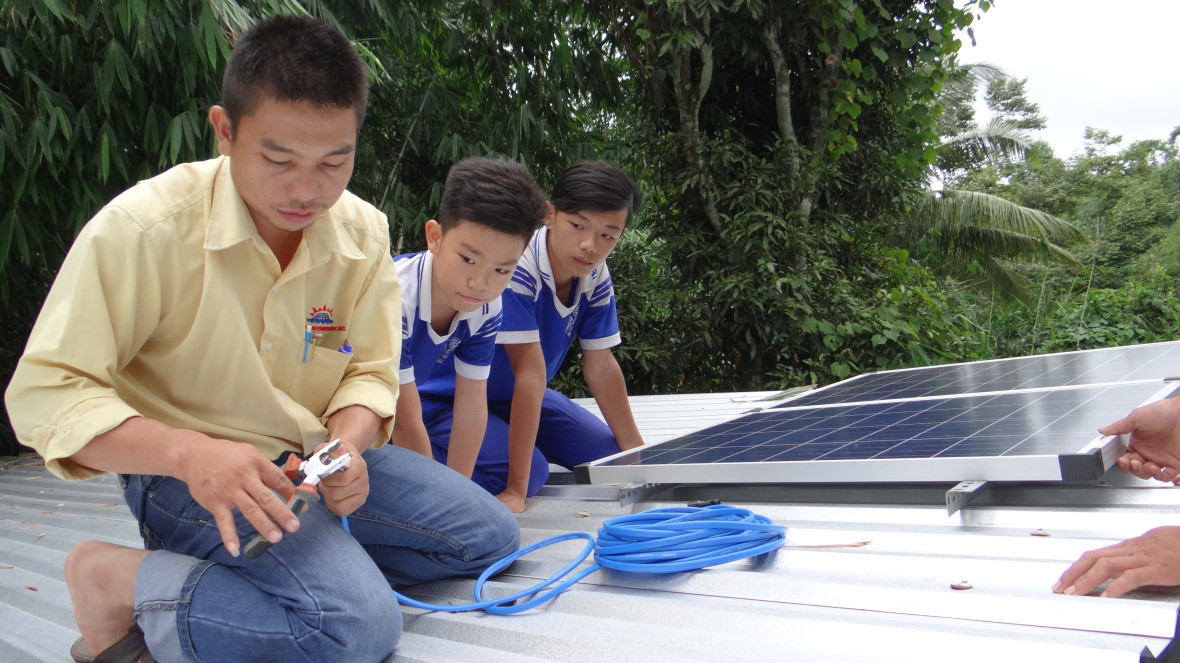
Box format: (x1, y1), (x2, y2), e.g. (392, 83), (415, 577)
(395, 251), (502, 390)
(485, 227), (620, 402)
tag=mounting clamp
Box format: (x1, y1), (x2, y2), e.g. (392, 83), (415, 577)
(946, 480), (990, 516)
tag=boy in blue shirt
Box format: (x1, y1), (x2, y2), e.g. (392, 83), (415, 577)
(392, 157), (546, 479)
(419, 161), (645, 511)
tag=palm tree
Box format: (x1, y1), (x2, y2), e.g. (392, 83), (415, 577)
(896, 63), (1087, 303)
(906, 188), (1086, 302)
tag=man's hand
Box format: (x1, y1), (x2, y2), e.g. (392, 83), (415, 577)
(315, 438), (369, 516)
(176, 435), (299, 558)
(1054, 526), (1180, 598)
(1103, 397), (1180, 483)
(320, 404), (382, 515)
(495, 489), (526, 513)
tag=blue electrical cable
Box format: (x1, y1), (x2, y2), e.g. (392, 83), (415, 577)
(355, 504), (786, 615)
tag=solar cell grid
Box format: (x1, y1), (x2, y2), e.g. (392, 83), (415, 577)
(578, 343), (1180, 486)
(595, 381), (1172, 469)
(776, 341), (1180, 409)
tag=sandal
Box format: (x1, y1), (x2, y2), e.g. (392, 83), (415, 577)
(70, 625), (155, 663)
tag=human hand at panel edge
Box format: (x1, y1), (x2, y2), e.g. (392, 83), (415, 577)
(1054, 526), (1180, 598)
(1104, 396), (1180, 483)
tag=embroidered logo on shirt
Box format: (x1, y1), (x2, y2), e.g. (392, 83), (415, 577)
(564, 304), (580, 337)
(308, 305), (346, 332)
(437, 336), (462, 364)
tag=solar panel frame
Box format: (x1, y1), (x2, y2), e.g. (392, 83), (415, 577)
(576, 378), (1180, 486)
(773, 340), (1180, 410)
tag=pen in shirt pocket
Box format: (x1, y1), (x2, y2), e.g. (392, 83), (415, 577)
(338, 342), (353, 355)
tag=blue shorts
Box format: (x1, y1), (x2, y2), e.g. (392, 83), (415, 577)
(421, 388), (621, 496)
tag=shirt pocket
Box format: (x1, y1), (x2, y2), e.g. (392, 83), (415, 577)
(288, 345), (353, 417)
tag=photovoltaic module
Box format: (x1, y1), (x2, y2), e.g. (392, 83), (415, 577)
(575, 341), (1180, 486)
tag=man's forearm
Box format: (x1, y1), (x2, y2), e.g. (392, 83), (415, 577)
(326, 404), (385, 450)
(70, 416), (200, 479)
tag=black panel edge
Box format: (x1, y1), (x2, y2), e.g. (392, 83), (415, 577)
(1059, 449), (1104, 483)
(573, 463), (591, 484)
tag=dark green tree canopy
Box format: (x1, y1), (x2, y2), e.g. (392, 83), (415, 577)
(5, 0), (1174, 457)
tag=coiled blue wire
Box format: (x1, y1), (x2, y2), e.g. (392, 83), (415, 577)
(360, 504), (786, 615)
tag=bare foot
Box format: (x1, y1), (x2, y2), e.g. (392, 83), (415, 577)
(65, 541), (151, 657)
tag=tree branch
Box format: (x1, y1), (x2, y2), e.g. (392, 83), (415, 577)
(761, 18), (797, 150)
(670, 18), (723, 237)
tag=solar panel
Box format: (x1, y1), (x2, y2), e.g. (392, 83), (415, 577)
(775, 340), (1180, 409)
(576, 341), (1180, 487)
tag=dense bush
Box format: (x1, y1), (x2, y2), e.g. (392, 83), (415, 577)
(976, 270), (1180, 358)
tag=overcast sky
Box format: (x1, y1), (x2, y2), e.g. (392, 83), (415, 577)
(958, 0), (1180, 160)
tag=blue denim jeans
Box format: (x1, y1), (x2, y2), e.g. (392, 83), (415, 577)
(421, 388), (622, 496)
(123, 444), (520, 663)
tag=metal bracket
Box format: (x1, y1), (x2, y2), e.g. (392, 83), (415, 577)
(618, 483), (669, 506)
(946, 480), (990, 516)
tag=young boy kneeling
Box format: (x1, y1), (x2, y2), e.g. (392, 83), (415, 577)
(418, 161), (645, 511)
(391, 157), (546, 478)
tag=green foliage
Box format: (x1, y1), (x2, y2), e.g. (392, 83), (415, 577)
(586, 137), (981, 395)
(0, 0), (615, 455)
(977, 270), (1180, 357)
(909, 61), (1087, 302)
(577, 0), (989, 395)
(984, 75), (1046, 131)
(7, 0), (1174, 459)
(0, 1), (230, 295)
(949, 126), (1180, 360)
(1155, 217), (1180, 279)
(351, 2), (625, 251)
(936, 62), (1044, 181)
(902, 188), (1086, 302)
(0, 0), (241, 455)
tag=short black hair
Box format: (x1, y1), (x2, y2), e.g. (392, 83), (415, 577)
(220, 16), (369, 135)
(437, 157), (547, 244)
(550, 161), (642, 225)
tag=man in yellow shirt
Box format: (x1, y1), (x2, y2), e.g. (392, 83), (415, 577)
(5, 16), (518, 663)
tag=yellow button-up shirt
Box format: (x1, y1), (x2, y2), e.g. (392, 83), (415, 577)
(5, 157), (400, 480)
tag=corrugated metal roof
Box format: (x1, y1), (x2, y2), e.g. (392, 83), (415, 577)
(4, 391), (1180, 662)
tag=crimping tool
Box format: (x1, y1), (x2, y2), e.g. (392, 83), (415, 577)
(243, 439), (352, 558)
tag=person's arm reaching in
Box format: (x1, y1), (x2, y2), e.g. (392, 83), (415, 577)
(318, 403), (382, 517)
(1054, 395), (1180, 597)
(498, 342), (546, 512)
(1103, 396), (1180, 483)
(583, 348), (643, 452)
(392, 381), (434, 459)
(447, 375), (489, 479)
(1054, 526), (1180, 598)
(68, 418), (299, 559)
